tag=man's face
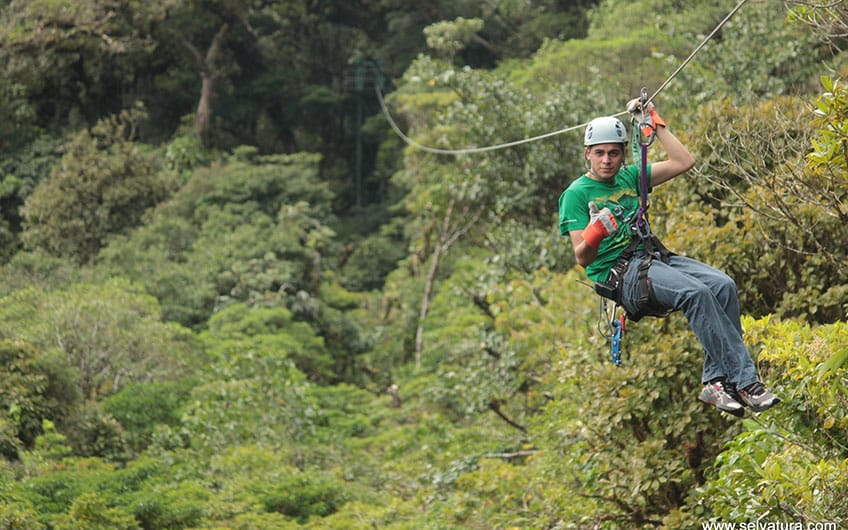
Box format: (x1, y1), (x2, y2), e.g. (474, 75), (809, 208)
(585, 143), (625, 180)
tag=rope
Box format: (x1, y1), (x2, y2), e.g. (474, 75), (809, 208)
(374, 83), (609, 155)
(644, 0), (750, 107)
(377, 0), (750, 156)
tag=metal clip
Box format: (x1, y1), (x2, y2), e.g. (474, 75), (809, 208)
(610, 317), (623, 366)
(637, 87), (656, 146)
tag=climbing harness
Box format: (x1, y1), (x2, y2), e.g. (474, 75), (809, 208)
(374, 0), (751, 156)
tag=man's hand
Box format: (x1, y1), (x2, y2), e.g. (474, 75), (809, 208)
(627, 98), (666, 137)
(582, 202), (618, 249)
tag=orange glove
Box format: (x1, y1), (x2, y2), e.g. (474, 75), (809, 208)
(627, 99), (666, 137)
(583, 202), (618, 249)
(643, 108), (666, 136)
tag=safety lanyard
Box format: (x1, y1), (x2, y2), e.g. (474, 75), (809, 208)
(632, 88), (657, 241)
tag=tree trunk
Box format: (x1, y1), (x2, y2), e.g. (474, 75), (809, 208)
(415, 232), (444, 369)
(195, 72), (216, 146)
(414, 194), (484, 369)
(186, 23), (230, 146)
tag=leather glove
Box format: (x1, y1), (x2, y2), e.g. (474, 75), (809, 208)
(583, 202), (618, 249)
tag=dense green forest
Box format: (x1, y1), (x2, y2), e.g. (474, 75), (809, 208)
(0, 0), (845, 528)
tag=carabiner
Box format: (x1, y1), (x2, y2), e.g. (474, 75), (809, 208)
(637, 87), (657, 147)
(610, 318), (623, 366)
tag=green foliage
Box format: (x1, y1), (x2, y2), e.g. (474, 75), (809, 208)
(201, 303), (333, 383)
(512, 29), (663, 95)
(17, 461), (97, 522)
(787, 0), (848, 50)
(0, 2), (845, 529)
(0, 501), (44, 530)
(808, 74), (848, 190)
(0, 278), (198, 401)
(422, 256), (521, 416)
(258, 472), (348, 522)
(25, 420), (73, 466)
(52, 492), (140, 530)
(127, 480), (209, 530)
(62, 403), (128, 462)
(484, 269), (734, 527)
(0, 134), (62, 262)
(696, 1), (826, 99)
(97, 152), (333, 328)
(0, 0), (164, 142)
(163, 131), (213, 179)
(21, 108), (176, 264)
(0, 251), (84, 298)
(101, 381), (194, 455)
(0, 76), (37, 153)
(679, 317), (848, 527)
(180, 331), (318, 455)
(397, 57), (589, 226)
(0, 341), (75, 457)
(97, 151), (374, 382)
(424, 17), (485, 60)
(664, 92), (847, 323)
(341, 231), (407, 292)
(14, 452), (212, 529)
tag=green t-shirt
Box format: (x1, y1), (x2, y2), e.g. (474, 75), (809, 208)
(558, 164), (650, 282)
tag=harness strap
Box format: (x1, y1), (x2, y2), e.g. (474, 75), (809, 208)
(594, 231), (674, 322)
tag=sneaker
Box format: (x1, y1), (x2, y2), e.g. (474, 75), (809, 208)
(698, 379), (744, 417)
(736, 381), (780, 412)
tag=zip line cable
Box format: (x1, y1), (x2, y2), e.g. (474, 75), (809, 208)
(643, 0), (750, 107)
(375, 0), (750, 156)
(375, 82), (598, 155)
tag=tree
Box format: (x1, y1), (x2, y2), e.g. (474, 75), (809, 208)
(386, 54), (604, 365)
(0, 279), (197, 401)
(52, 493), (140, 530)
(96, 152), (333, 328)
(668, 92), (847, 322)
(0, 0), (165, 133)
(0, 341), (75, 458)
(424, 17), (490, 62)
(155, 0), (289, 146)
(20, 108), (175, 264)
(202, 303), (333, 383)
(788, 0), (848, 51)
(676, 317), (848, 528)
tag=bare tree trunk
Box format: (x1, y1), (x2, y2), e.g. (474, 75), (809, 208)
(415, 197), (455, 370)
(414, 194), (484, 369)
(415, 231), (444, 369)
(195, 72), (217, 145)
(183, 23), (230, 146)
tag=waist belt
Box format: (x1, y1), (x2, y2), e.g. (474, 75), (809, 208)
(593, 233), (674, 322)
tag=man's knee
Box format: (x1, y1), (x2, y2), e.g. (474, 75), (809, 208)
(714, 271), (738, 297)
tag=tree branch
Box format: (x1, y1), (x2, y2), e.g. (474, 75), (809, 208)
(488, 400), (526, 432)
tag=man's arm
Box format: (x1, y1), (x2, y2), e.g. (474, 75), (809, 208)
(628, 100), (696, 187)
(568, 202), (617, 267)
(649, 124), (695, 187)
(569, 230), (598, 268)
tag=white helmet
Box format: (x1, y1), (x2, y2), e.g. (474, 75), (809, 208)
(584, 116), (628, 146)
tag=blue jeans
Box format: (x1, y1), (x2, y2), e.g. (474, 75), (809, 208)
(620, 254), (759, 389)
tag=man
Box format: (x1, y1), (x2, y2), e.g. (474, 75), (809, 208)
(558, 101), (779, 416)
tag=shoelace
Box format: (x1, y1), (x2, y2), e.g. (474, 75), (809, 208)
(742, 381), (765, 396)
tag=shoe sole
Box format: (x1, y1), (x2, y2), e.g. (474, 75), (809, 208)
(744, 397), (780, 413)
(698, 395), (745, 417)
